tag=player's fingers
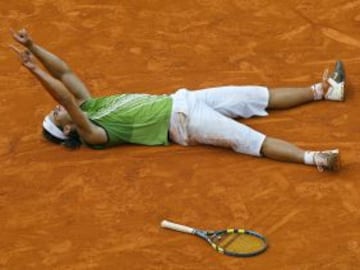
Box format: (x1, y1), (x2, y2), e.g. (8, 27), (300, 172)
(9, 28), (21, 40)
(9, 28), (16, 36)
(8, 44), (22, 55)
(20, 28), (27, 37)
(25, 51), (34, 62)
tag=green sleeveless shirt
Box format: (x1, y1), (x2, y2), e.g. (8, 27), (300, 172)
(80, 93), (173, 149)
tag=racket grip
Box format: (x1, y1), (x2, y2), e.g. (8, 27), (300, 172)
(161, 220), (195, 234)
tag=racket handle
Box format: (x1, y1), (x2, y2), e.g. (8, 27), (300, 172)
(161, 220), (195, 234)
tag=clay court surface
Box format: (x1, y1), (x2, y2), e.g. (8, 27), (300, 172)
(1, 0), (360, 269)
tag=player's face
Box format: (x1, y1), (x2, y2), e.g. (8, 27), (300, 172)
(49, 105), (71, 128)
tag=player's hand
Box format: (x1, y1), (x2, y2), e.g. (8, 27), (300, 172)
(9, 45), (37, 70)
(10, 28), (33, 48)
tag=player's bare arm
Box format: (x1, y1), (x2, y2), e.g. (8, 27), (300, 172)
(11, 28), (91, 104)
(10, 46), (107, 145)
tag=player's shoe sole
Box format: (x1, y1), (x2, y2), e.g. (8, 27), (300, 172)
(314, 149), (341, 172)
(325, 60), (345, 101)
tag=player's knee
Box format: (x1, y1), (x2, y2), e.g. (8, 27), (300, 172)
(260, 137), (272, 156)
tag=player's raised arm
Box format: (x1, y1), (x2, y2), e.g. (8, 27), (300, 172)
(11, 28), (92, 104)
(10, 46), (107, 145)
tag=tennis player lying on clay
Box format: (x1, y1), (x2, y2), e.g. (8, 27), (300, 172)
(10, 28), (345, 172)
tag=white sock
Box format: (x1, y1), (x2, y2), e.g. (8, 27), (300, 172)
(311, 83), (324, 100)
(304, 151), (317, 165)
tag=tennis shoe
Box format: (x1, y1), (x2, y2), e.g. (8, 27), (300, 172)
(325, 60), (345, 101)
(313, 149), (341, 172)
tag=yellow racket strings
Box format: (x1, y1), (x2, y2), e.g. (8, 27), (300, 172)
(218, 233), (265, 253)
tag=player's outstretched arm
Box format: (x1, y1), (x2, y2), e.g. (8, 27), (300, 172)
(10, 46), (107, 145)
(11, 28), (91, 104)
(10, 45), (69, 103)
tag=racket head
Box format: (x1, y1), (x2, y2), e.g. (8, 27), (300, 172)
(202, 229), (268, 257)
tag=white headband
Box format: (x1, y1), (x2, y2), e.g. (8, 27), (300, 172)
(43, 116), (68, 140)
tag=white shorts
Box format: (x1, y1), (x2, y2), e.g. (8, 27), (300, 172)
(169, 86), (269, 156)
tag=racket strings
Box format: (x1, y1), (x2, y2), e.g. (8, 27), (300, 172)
(218, 233), (265, 253)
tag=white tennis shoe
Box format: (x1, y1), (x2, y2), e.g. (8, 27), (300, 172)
(325, 61), (345, 101)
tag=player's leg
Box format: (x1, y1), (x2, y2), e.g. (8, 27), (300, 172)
(267, 87), (314, 109)
(261, 137), (304, 163)
(193, 85), (314, 113)
(192, 61), (345, 116)
(175, 99), (340, 171)
(191, 84), (319, 118)
(260, 137), (340, 171)
(268, 61), (345, 108)
(184, 100), (267, 156)
(192, 85), (270, 118)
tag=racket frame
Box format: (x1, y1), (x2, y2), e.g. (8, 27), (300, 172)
(161, 220), (268, 257)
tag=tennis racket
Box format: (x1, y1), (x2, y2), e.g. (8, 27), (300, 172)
(161, 220), (268, 257)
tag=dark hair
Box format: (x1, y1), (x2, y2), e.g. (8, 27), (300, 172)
(42, 128), (82, 149)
